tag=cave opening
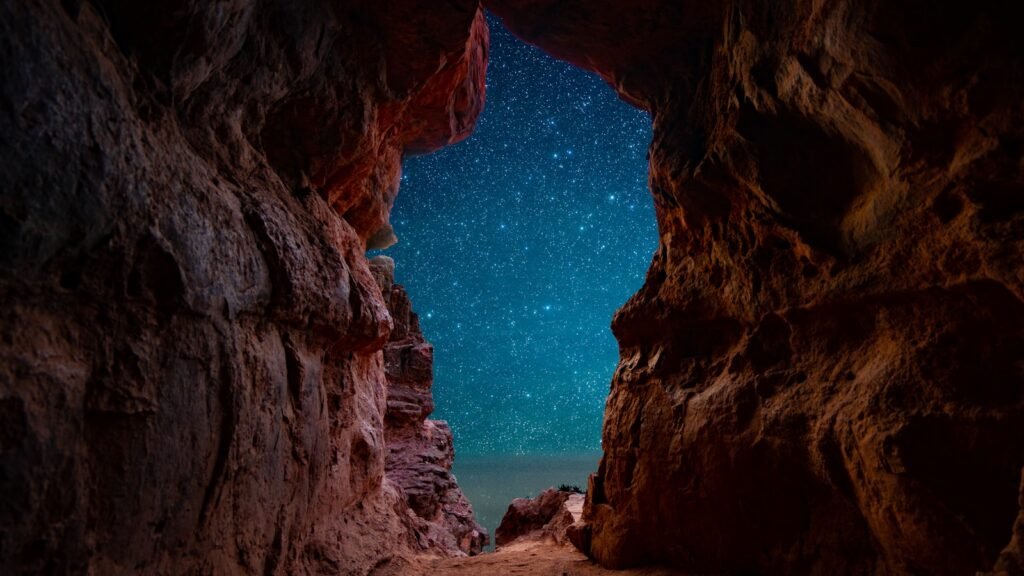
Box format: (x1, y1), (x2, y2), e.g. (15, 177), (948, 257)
(4, 0), (1023, 573)
(373, 13), (657, 545)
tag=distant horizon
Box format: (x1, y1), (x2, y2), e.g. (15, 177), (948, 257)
(451, 451), (602, 550)
(452, 449), (605, 459)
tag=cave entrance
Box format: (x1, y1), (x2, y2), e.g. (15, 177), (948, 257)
(372, 13), (657, 546)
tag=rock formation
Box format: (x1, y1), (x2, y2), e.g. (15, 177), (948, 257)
(495, 488), (583, 548)
(486, 1), (1024, 574)
(371, 256), (488, 556)
(0, 0), (485, 574)
(3, 0), (1023, 574)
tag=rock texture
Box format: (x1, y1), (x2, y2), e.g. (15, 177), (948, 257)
(487, 1), (1024, 574)
(371, 256), (488, 556)
(0, 0), (485, 574)
(989, 469), (1024, 575)
(495, 488), (583, 547)
(4, 0), (1023, 574)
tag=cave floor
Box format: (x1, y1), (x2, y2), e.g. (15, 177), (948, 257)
(409, 542), (687, 576)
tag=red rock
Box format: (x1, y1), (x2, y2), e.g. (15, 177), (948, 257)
(488, 1), (1024, 574)
(3, 0), (1023, 574)
(0, 0), (484, 574)
(495, 488), (583, 547)
(372, 256), (489, 556)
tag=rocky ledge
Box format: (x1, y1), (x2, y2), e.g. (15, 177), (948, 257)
(372, 256), (488, 556)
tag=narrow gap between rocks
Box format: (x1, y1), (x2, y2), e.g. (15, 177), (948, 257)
(372, 12), (657, 560)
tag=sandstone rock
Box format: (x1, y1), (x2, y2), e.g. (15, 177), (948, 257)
(487, 1), (1024, 574)
(373, 256), (488, 556)
(496, 488), (584, 547)
(0, 1), (485, 574)
(4, 0), (1023, 574)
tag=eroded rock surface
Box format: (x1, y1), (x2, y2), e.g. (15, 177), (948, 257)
(4, 0), (1023, 574)
(487, 1), (1024, 574)
(0, 0), (485, 574)
(495, 488), (583, 547)
(371, 256), (488, 556)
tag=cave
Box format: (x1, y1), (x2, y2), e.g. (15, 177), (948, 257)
(1, 1), (1022, 576)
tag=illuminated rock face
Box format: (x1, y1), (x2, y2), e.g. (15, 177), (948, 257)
(0, 0), (484, 573)
(372, 256), (489, 556)
(486, 1), (1024, 574)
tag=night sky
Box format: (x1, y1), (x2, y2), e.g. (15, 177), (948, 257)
(378, 15), (656, 455)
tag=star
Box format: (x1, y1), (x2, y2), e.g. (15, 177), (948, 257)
(372, 12), (656, 456)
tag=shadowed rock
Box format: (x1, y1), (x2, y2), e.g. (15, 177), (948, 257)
(0, 1), (485, 573)
(2, 0), (1022, 574)
(487, 1), (1024, 574)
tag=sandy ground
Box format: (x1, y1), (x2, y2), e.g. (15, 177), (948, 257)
(407, 541), (688, 576)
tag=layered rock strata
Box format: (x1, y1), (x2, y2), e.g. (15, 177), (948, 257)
(0, 0), (485, 574)
(371, 256), (488, 556)
(486, 1), (1024, 574)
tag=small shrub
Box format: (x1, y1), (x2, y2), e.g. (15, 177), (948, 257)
(558, 483), (585, 494)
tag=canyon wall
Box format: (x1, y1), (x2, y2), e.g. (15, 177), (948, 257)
(3, 0), (1022, 574)
(0, 0), (485, 574)
(371, 256), (489, 556)
(487, 0), (1024, 574)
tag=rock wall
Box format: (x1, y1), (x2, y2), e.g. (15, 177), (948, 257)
(486, 1), (1024, 574)
(371, 256), (488, 556)
(0, 0), (485, 574)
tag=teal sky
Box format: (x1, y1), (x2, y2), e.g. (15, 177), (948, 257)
(377, 14), (656, 455)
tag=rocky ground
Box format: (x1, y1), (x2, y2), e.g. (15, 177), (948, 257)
(415, 541), (685, 576)
(405, 489), (684, 576)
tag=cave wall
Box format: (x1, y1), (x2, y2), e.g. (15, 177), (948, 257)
(0, 0), (485, 573)
(371, 256), (489, 556)
(486, 1), (1024, 574)
(3, 0), (1023, 573)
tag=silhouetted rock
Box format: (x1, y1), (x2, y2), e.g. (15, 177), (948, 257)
(988, 469), (1024, 575)
(488, 1), (1024, 574)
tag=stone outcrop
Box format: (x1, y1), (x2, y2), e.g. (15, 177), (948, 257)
(371, 256), (488, 556)
(0, 0), (485, 574)
(495, 488), (584, 548)
(487, 1), (1024, 574)
(4, 0), (1023, 574)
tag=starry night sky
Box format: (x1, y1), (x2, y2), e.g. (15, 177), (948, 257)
(378, 15), (656, 455)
